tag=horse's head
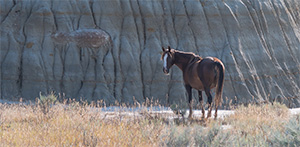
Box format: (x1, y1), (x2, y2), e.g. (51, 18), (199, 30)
(161, 46), (175, 75)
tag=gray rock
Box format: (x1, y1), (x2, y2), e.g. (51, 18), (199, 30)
(0, 0), (299, 107)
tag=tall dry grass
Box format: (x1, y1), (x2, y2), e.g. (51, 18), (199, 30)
(0, 100), (166, 146)
(0, 95), (298, 146)
(225, 102), (290, 136)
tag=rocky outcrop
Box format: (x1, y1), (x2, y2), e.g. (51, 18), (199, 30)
(1, 0), (300, 107)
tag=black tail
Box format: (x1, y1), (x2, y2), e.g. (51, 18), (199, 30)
(215, 61), (225, 103)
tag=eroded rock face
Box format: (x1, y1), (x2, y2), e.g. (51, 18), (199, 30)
(1, 0), (300, 107)
(51, 29), (112, 48)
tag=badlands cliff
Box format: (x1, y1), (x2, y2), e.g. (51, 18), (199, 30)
(1, 0), (300, 107)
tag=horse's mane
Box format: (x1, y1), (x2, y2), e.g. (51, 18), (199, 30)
(174, 49), (202, 62)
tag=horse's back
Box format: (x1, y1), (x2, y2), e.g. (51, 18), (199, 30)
(183, 59), (203, 90)
(183, 56), (222, 90)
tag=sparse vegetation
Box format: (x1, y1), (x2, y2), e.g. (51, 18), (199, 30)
(0, 95), (299, 146)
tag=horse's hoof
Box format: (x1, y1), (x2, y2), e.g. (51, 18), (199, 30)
(200, 117), (205, 121)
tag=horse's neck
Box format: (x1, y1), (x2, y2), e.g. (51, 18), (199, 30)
(174, 51), (195, 71)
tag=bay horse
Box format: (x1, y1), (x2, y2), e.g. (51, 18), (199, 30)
(161, 46), (225, 118)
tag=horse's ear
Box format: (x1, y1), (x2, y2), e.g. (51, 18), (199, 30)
(162, 47), (166, 52)
(168, 46), (171, 50)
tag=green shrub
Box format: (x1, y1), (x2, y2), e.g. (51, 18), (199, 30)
(163, 126), (192, 146)
(162, 123), (225, 147)
(37, 92), (57, 115)
(268, 115), (300, 146)
(170, 103), (188, 117)
(194, 124), (222, 146)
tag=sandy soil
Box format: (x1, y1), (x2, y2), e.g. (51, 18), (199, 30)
(1, 99), (300, 120)
(97, 106), (300, 121)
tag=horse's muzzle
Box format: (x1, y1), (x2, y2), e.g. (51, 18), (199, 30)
(163, 68), (169, 75)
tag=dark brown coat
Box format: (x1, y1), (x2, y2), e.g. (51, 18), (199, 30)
(162, 46), (225, 118)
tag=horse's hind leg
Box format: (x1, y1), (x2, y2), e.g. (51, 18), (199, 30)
(214, 96), (220, 119)
(185, 85), (193, 119)
(204, 88), (213, 118)
(198, 91), (205, 118)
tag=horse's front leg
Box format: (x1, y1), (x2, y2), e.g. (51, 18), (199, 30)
(185, 84), (193, 119)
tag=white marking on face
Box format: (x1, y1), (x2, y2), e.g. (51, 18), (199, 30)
(163, 54), (168, 69)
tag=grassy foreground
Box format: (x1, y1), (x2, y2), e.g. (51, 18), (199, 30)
(0, 96), (299, 146)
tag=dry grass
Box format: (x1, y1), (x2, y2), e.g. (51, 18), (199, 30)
(0, 102), (166, 146)
(225, 103), (290, 136)
(0, 96), (296, 146)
